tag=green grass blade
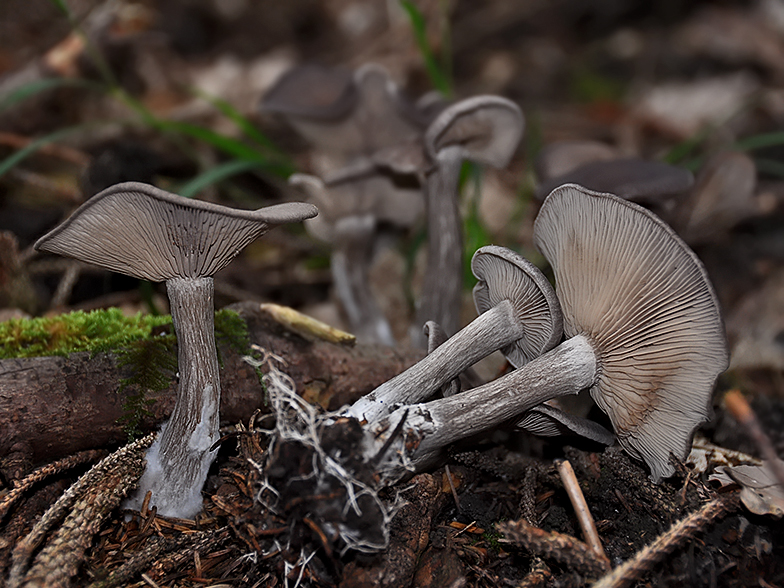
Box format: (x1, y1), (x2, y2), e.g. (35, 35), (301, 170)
(0, 125), (89, 178)
(0, 78), (102, 113)
(193, 89), (283, 153)
(734, 132), (784, 152)
(177, 159), (263, 198)
(157, 120), (294, 177)
(399, 0), (452, 97)
(47, 0), (71, 17)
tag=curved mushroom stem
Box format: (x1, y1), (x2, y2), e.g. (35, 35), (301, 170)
(348, 296), (523, 421)
(371, 334), (597, 481)
(413, 146), (464, 347)
(128, 277), (221, 518)
(331, 216), (396, 346)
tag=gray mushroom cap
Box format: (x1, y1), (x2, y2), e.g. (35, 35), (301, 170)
(534, 184), (729, 481)
(425, 95), (524, 167)
(534, 140), (619, 182)
(535, 158), (694, 202)
(673, 151), (757, 245)
(472, 245), (563, 368)
(290, 169), (423, 244)
(516, 403), (616, 446)
(261, 63), (424, 158)
(260, 63), (357, 121)
(34, 181), (318, 281)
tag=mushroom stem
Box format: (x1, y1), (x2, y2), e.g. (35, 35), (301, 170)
(414, 146), (464, 345)
(348, 297), (523, 421)
(375, 334), (597, 476)
(331, 216), (395, 345)
(132, 276), (221, 518)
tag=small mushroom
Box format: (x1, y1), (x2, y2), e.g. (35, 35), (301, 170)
(369, 184), (728, 482)
(534, 157), (694, 205)
(261, 63), (425, 161)
(34, 182), (317, 517)
(414, 96), (524, 342)
(349, 244), (562, 422)
(534, 140), (619, 182)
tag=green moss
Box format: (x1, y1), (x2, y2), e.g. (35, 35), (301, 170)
(0, 308), (172, 359)
(0, 307), (254, 441)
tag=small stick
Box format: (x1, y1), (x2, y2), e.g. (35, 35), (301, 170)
(556, 459), (609, 565)
(444, 465), (461, 511)
(724, 390), (784, 490)
(592, 493), (739, 588)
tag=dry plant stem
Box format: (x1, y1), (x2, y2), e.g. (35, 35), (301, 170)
(0, 449), (106, 520)
(592, 494), (739, 588)
(7, 434), (155, 588)
(349, 297), (526, 422)
(500, 518), (611, 578)
(556, 459), (609, 564)
(381, 335), (596, 472)
(416, 148), (464, 342)
(724, 389), (784, 490)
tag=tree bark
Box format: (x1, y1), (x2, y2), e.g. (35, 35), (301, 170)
(0, 301), (423, 464)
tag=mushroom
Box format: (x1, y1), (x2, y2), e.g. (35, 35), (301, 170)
(348, 244), (562, 422)
(670, 151), (758, 245)
(291, 165), (423, 345)
(422, 320), (460, 397)
(414, 96), (524, 343)
(34, 181), (317, 518)
(260, 63), (426, 163)
(368, 184), (728, 483)
(534, 157), (694, 205)
(515, 403), (616, 447)
(534, 140), (619, 182)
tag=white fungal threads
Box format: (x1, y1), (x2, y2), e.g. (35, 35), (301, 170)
(243, 345), (401, 554)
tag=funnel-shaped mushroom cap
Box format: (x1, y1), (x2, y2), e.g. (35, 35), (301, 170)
(534, 184), (729, 481)
(425, 96), (524, 167)
(472, 245), (563, 368)
(260, 63), (357, 120)
(34, 182), (318, 282)
(290, 169), (423, 244)
(535, 158), (694, 202)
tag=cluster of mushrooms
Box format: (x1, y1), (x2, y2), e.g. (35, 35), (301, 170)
(261, 63), (524, 347)
(32, 66), (729, 521)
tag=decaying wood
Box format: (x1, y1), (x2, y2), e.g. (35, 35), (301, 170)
(0, 301), (424, 464)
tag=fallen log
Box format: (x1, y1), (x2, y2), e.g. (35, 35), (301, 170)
(0, 301), (423, 464)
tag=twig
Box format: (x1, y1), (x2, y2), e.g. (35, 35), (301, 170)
(499, 518), (611, 578)
(556, 458), (609, 565)
(592, 493), (739, 588)
(724, 390), (784, 490)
